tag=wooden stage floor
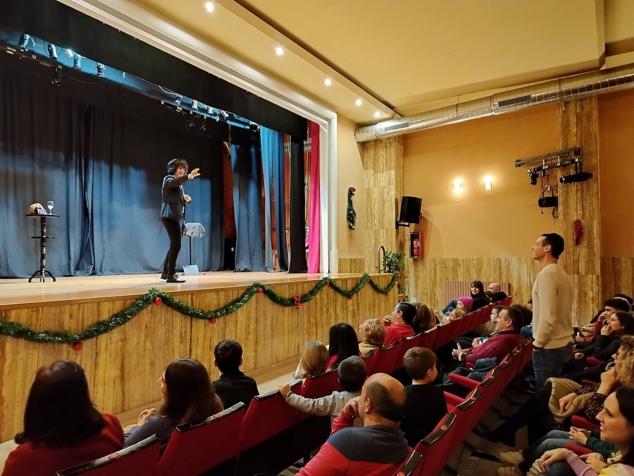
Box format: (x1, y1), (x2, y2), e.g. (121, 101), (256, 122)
(0, 271), (363, 308)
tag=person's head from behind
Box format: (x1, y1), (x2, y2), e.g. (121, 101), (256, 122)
(449, 308), (466, 320)
(510, 304), (533, 328)
(487, 282), (502, 294)
(167, 158), (189, 178)
(359, 318), (386, 347)
(413, 303), (436, 331)
(615, 336), (634, 388)
(358, 373), (406, 428)
(328, 323), (360, 367)
(337, 356), (368, 393)
(403, 347), (438, 384)
(532, 233), (564, 261)
(300, 340), (329, 377)
(470, 280), (485, 297)
(605, 312), (634, 336)
(161, 358), (217, 425)
(603, 297), (632, 318)
(614, 294), (634, 311)
(494, 306), (524, 333)
(214, 339), (243, 374)
(596, 388), (634, 466)
(390, 302), (417, 327)
(16, 360), (104, 447)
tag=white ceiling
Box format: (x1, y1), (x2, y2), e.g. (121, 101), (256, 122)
(97, 0), (634, 124)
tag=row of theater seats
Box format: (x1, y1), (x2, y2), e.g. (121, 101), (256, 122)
(56, 300), (519, 476)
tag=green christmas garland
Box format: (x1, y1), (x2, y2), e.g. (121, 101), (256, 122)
(0, 273), (398, 346)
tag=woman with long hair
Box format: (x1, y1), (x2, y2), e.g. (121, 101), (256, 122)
(327, 323), (360, 369)
(3, 361), (123, 476)
(124, 358), (223, 449)
(470, 280), (491, 311)
(293, 340), (330, 379)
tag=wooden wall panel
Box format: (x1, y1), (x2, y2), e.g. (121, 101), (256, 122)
(0, 274), (395, 441)
(601, 257), (634, 300)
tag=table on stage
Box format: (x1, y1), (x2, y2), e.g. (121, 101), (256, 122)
(27, 213), (59, 282)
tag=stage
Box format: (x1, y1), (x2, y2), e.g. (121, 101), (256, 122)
(0, 271), (396, 441)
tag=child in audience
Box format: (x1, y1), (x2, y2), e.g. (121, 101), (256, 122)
(400, 347), (448, 446)
(212, 339), (259, 408)
(124, 358), (223, 450)
(3, 361), (124, 476)
(383, 302), (417, 345)
(279, 356), (367, 423)
(293, 340), (329, 379)
(358, 318), (386, 355)
(327, 323), (361, 369)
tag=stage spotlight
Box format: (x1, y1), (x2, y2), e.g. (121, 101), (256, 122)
(18, 34), (32, 50)
(560, 171), (593, 184)
(528, 169), (539, 185)
(47, 43), (58, 60)
(96, 63), (105, 77)
(73, 54), (82, 70)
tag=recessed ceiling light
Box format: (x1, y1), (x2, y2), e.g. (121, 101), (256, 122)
(374, 111), (381, 119)
(324, 78), (332, 87)
(204, 1), (215, 13)
(275, 46), (284, 56)
(355, 98), (363, 107)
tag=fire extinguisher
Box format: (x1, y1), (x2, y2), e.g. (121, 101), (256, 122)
(410, 232), (422, 259)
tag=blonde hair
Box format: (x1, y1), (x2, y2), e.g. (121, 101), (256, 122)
(298, 340), (329, 378)
(359, 319), (386, 347)
(449, 308), (466, 320)
(616, 335), (634, 388)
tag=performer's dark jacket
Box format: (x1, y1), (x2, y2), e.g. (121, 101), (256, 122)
(160, 175), (188, 221)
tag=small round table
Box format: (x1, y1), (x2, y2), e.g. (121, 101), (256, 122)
(27, 213), (58, 282)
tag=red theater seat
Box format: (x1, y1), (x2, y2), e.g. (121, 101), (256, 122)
(300, 369), (341, 398)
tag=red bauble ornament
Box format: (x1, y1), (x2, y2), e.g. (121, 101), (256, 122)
(257, 287), (264, 294)
(209, 318), (217, 325)
(154, 296), (162, 305)
(72, 342), (83, 351)
(347, 295), (353, 300)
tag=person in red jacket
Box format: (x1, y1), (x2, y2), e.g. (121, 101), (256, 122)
(382, 302), (416, 346)
(452, 305), (527, 367)
(298, 373), (410, 476)
(3, 361), (123, 476)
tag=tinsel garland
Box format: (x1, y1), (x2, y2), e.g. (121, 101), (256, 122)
(346, 187), (357, 230)
(0, 273), (397, 345)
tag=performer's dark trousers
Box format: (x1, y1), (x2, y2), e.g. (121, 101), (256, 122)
(161, 218), (182, 276)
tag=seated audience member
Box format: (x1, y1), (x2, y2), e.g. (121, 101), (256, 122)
(412, 302), (438, 332)
(328, 323), (361, 369)
(400, 347), (447, 446)
(451, 305), (527, 367)
(280, 356), (367, 422)
(124, 358), (223, 450)
(487, 282), (509, 302)
(448, 306), (467, 321)
(358, 319), (386, 356)
(567, 312), (634, 373)
(460, 306), (505, 348)
(3, 361), (124, 476)
(442, 296), (473, 317)
(578, 297), (632, 342)
(470, 280), (491, 311)
(534, 388), (634, 476)
(212, 339), (259, 408)
(293, 340), (329, 379)
(298, 373), (409, 476)
(382, 302), (417, 345)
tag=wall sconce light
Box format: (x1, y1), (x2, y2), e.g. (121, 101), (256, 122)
(483, 175), (494, 191)
(452, 178), (464, 194)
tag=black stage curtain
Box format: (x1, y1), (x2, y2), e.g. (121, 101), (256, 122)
(0, 53), (224, 277)
(288, 136), (307, 273)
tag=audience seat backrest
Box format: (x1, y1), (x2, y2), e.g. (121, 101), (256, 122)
(432, 322), (454, 350)
(418, 328), (437, 350)
(414, 412), (460, 476)
(300, 369), (341, 399)
(372, 341), (405, 375)
(57, 436), (160, 476)
(394, 449), (422, 476)
(157, 402), (246, 476)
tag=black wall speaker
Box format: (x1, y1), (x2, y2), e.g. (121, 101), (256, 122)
(399, 196), (422, 223)
(538, 196), (558, 208)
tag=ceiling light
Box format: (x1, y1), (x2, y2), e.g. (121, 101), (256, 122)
(275, 46), (284, 56)
(483, 175), (494, 191)
(355, 98), (363, 107)
(374, 111), (381, 119)
(324, 78), (332, 87)
(204, 1), (215, 13)
(453, 178), (464, 194)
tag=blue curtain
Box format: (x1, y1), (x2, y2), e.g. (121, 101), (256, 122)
(231, 127), (265, 272)
(0, 61), (224, 277)
(260, 127), (285, 272)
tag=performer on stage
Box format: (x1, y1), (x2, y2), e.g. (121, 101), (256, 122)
(160, 159), (200, 283)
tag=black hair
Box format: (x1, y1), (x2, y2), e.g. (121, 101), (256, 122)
(470, 281), (485, 297)
(509, 304), (532, 328)
(15, 361), (105, 447)
(395, 302), (417, 327)
(337, 356), (367, 392)
(328, 323), (360, 368)
(214, 339), (243, 374)
(605, 298), (632, 313)
(613, 312), (634, 335)
(167, 158), (189, 175)
(614, 387), (634, 466)
(541, 233), (565, 258)
(501, 305), (526, 331)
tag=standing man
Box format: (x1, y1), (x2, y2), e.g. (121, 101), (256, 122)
(530, 233), (574, 388)
(160, 159), (199, 283)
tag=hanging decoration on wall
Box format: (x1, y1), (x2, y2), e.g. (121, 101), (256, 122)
(0, 273), (398, 345)
(347, 186), (357, 230)
(574, 219), (583, 245)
